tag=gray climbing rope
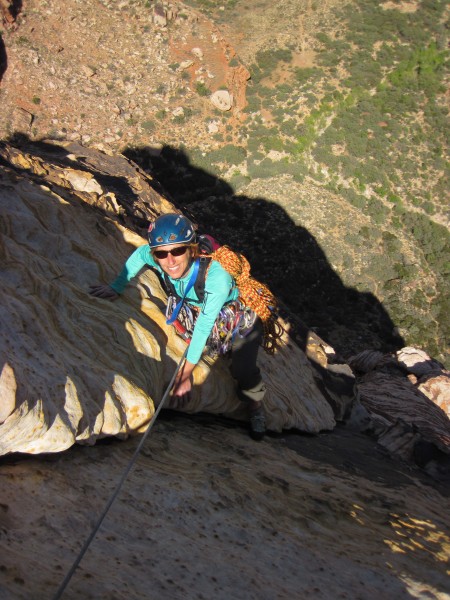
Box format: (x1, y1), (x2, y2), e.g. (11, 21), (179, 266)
(52, 346), (189, 600)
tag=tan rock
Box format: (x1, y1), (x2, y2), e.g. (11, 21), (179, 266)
(396, 346), (445, 377)
(349, 349), (450, 461)
(191, 47), (204, 60)
(210, 90), (233, 111)
(153, 5), (167, 27)
(63, 169), (103, 194)
(0, 143), (335, 456)
(418, 374), (450, 418)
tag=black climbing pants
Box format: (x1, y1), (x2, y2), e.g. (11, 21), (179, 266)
(230, 317), (266, 403)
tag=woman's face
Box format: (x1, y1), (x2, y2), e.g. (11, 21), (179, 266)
(152, 244), (193, 279)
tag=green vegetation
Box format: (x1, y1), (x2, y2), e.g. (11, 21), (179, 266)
(250, 48), (293, 84)
(195, 82), (210, 96)
(167, 0), (449, 360)
(207, 144), (247, 166)
(141, 120), (155, 131)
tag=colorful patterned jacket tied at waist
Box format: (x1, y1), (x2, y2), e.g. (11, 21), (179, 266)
(166, 297), (257, 357)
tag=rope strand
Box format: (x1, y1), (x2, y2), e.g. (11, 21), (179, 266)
(52, 346), (189, 600)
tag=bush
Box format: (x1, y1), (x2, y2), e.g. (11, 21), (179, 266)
(250, 47), (293, 83)
(208, 144), (247, 166)
(294, 67), (321, 85)
(195, 82), (210, 96)
(141, 120), (155, 131)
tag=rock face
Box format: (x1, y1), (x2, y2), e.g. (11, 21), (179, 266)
(1, 145), (449, 600)
(348, 349), (450, 466)
(1, 414), (449, 600)
(0, 141), (337, 456)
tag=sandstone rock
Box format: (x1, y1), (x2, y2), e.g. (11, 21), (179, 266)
(191, 47), (204, 60)
(348, 349), (386, 373)
(0, 140), (175, 236)
(81, 65), (96, 78)
(208, 120), (220, 133)
(418, 374), (450, 418)
(396, 346), (445, 376)
(180, 59), (194, 70)
(349, 348), (450, 463)
(63, 169), (103, 194)
(0, 142), (336, 456)
(153, 5), (167, 27)
(355, 369), (450, 455)
(11, 107), (34, 133)
(210, 90), (233, 111)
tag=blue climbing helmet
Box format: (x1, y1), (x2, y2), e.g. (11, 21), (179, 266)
(147, 213), (196, 248)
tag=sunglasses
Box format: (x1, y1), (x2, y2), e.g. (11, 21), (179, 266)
(152, 245), (190, 259)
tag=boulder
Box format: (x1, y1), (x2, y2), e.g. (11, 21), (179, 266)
(349, 349), (450, 464)
(210, 90), (233, 111)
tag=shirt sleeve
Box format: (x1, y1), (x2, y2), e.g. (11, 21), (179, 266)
(186, 261), (235, 364)
(110, 245), (156, 293)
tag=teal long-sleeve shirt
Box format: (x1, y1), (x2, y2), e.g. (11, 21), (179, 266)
(110, 245), (239, 364)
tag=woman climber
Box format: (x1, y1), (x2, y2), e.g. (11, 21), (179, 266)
(89, 213), (270, 440)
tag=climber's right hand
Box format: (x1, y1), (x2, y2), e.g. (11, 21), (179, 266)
(89, 284), (120, 301)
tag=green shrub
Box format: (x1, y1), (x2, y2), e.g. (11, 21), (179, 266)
(336, 186), (366, 209)
(195, 82), (210, 96)
(208, 144), (247, 166)
(141, 120), (155, 131)
(243, 95), (261, 113)
(294, 67), (321, 85)
(261, 135), (285, 153)
(229, 172), (251, 190)
(250, 47), (293, 83)
(382, 231), (401, 254)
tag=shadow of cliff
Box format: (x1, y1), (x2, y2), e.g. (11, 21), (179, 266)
(1, 0), (22, 23)
(123, 145), (405, 360)
(0, 0), (23, 81)
(0, 33), (6, 83)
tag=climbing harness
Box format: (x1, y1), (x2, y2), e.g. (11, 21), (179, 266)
(166, 296), (257, 357)
(51, 345), (189, 600)
(165, 258), (199, 325)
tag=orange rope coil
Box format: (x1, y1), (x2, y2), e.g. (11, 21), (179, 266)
(209, 246), (284, 354)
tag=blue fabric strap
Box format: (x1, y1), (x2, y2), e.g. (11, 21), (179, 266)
(166, 259), (200, 325)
